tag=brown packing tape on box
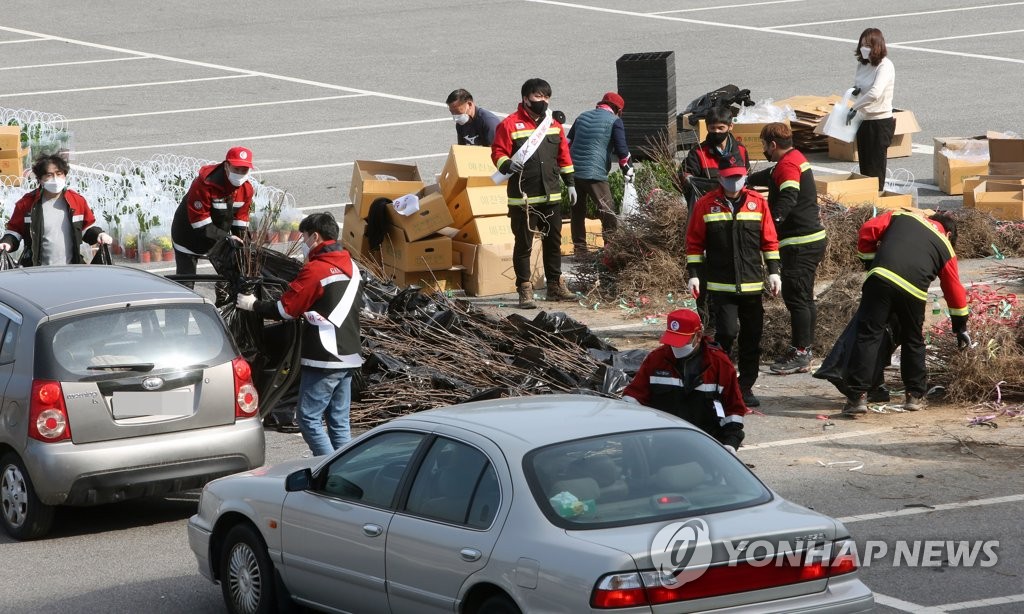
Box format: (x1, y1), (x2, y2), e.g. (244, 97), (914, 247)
(439, 145), (498, 202)
(349, 160), (424, 218)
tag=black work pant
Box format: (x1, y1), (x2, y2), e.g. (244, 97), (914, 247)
(847, 276), (927, 397)
(780, 240), (826, 349)
(571, 178), (617, 252)
(174, 249), (199, 289)
(710, 292), (764, 390)
(856, 117), (896, 191)
(510, 203), (561, 287)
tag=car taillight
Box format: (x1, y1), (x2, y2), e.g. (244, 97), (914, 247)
(591, 539), (859, 608)
(29, 379), (72, 442)
(232, 357), (259, 418)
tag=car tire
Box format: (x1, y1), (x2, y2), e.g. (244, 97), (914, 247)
(0, 452), (55, 540)
(478, 594), (522, 614)
(219, 523), (278, 614)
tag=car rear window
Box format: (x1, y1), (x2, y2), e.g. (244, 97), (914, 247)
(36, 304), (236, 379)
(525, 429), (771, 529)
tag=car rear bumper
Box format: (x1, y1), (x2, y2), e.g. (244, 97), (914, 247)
(24, 418), (265, 506)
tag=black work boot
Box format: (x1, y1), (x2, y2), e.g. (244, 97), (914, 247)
(843, 393), (868, 415)
(770, 347), (812, 375)
(741, 388), (760, 408)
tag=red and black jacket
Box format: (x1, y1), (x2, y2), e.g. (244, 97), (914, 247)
(171, 163), (254, 256)
(749, 148), (825, 247)
(491, 104), (574, 206)
(857, 211), (969, 331)
(1, 188), (103, 266)
(686, 187), (781, 294)
(254, 241), (363, 369)
(623, 340), (748, 448)
(680, 134), (749, 203)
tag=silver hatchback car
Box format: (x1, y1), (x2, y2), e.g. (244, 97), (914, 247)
(0, 265), (265, 540)
(189, 395), (873, 613)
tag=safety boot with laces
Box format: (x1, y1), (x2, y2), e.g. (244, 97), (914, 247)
(517, 282), (536, 309)
(843, 393), (868, 415)
(546, 278), (575, 301)
(770, 347), (812, 374)
(903, 393), (927, 411)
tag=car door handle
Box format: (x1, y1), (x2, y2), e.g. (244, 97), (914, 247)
(362, 523), (383, 537)
(460, 548), (482, 562)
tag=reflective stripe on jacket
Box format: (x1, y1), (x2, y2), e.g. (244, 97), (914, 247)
(491, 104), (574, 206)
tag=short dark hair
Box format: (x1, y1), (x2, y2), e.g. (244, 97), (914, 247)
(32, 154), (70, 181)
(706, 105), (734, 129)
(299, 212), (339, 241)
(446, 89), (473, 105)
(760, 122), (793, 149)
(857, 28), (888, 66)
(930, 212), (958, 248)
(521, 78), (552, 98)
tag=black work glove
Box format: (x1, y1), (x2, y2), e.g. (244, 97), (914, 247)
(852, 87), (862, 96)
(846, 109), (858, 125)
(861, 259), (873, 271)
(956, 330), (972, 350)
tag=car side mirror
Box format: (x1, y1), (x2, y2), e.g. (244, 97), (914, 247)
(285, 468), (312, 492)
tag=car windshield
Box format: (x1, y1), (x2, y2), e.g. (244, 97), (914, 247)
(38, 304), (235, 379)
(525, 428), (771, 528)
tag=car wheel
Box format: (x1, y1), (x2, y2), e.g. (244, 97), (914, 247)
(219, 524), (278, 614)
(0, 452), (55, 540)
(478, 594), (522, 614)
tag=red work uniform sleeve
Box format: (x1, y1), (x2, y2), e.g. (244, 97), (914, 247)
(622, 357), (655, 406)
(938, 256), (969, 331)
(769, 159), (801, 224)
(491, 117), (515, 172)
(2, 196), (32, 249)
(685, 197), (709, 278)
(556, 122), (575, 185)
(231, 184), (253, 237)
(857, 210), (893, 265)
(759, 198), (781, 275)
(276, 265), (324, 320)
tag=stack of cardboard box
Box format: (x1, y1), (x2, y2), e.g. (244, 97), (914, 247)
(0, 126), (29, 184)
(826, 110), (921, 162)
(964, 133), (1024, 220)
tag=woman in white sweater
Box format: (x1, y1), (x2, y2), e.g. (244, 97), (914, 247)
(851, 28), (895, 191)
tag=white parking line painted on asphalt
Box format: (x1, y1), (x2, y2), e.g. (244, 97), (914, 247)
(0, 25), (448, 109)
(0, 56), (147, 72)
(524, 0), (1024, 66)
(897, 28), (1024, 46)
(255, 152), (449, 175)
(0, 37), (49, 44)
(650, 0), (809, 14)
(742, 428), (892, 450)
(0, 74), (255, 99)
(942, 593), (1024, 610)
(766, 2), (1024, 29)
(837, 493), (1024, 524)
(871, 593), (936, 613)
(297, 203), (346, 211)
(872, 592), (1024, 613)
(73, 118), (451, 155)
(65, 94), (369, 123)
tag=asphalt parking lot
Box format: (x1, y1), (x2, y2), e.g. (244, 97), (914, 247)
(2, 2), (1023, 612)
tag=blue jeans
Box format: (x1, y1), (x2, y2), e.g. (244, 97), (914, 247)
(297, 367), (354, 456)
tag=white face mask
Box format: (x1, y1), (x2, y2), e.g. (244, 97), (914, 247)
(720, 175), (746, 193)
(42, 177), (66, 194)
(227, 170), (249, 187)
(452, 113), (470, 125)
(671, 344), (697, 359)
(860, 46), (871, 60)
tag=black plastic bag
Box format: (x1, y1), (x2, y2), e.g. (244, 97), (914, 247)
(90, 244), (113, 265)
(0, 252), (17, 271)
(682, 84), (754, 120)
(813, 308), (898, 396)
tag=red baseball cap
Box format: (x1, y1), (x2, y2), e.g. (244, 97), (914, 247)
(225, 146), (254, 169)
(660, 309), (702, 347)
(717, 153), (747, 177)
(599, 92), (625, 113)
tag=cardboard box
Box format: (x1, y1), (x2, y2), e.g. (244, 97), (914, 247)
(385, 268), (464, 293)
(385, 185), (454, 242)
(349, 160), (424, 218)
(988, 134), (1024, 177)
(731, 120), (790, 159)
(814, 172), (880, 206)
(342, 204), (373, 257)
(439, 145), (498, 201)
(448, 185), (508, 228)
(974, 183), (1024, 220)
(0, 147), (30, 179)
(452, 215), (514, 245)
(454, 239), (545, 296)
(962, 176), (982, 208)
(965, 176), (1024, 209)
(681, 114), (709, 142)
(933, 136), (989, 195)
(0, 126), (22, 152)
(559, 218), (605, 255)
(380, 227), (452, 272)
(826, 110), (922, 161)
(878, 191), (914, 210)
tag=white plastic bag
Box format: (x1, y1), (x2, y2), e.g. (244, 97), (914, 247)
(819, 88), (861, 143)
(620, 181), (639, 217)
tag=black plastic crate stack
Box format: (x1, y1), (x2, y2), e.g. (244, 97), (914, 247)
(616, 51), (677, 160)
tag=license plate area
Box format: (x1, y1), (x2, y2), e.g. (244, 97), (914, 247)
(112, 388), (194, 421)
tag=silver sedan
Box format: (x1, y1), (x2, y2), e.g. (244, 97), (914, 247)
(188, 395), (874, 613)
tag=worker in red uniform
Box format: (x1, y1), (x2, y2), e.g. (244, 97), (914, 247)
(623, 309), (748, 453)
(491, 78), (576, 309)
(685, 154), (781, 408)
(844, 210), (970, 414)
(679, 105), (749, 210)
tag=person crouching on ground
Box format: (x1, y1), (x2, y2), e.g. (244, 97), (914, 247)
(622, 309), (748, 454)
(236, 213), (363, 456)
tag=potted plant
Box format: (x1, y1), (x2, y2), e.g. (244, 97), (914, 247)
(124, 235), (138, 261)
(133, 204), (160, 263)
(287, 219), (301, 242)
(156, 236), (174, 261)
